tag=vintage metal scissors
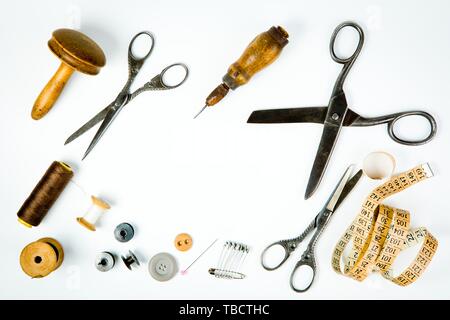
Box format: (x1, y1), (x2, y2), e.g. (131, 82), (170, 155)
(65, 31), (189, 159)
(247, 22), (437, 199)
(260, 165), (362, 292)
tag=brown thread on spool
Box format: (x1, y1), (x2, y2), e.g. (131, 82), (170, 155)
(17, 161), (74, 227)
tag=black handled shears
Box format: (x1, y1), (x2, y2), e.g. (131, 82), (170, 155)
(247, 22), (437, 199)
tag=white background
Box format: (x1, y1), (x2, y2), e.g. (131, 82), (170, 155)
(1, 0), (449, 299)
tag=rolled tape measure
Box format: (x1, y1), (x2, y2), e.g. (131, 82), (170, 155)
(332, 163), (438, 286)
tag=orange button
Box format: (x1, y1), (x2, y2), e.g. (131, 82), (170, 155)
(174, 233), (193, 252)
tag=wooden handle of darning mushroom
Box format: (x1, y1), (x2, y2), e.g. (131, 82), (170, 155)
(31, 63), (74, 120)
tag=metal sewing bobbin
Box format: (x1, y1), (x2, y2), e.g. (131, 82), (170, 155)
(77, 195), (110, 231)
(95, 251), (115, 272)
(121, 250), (140, 270)
(209, 241), (250, 280)
(114, 222), (134, 242)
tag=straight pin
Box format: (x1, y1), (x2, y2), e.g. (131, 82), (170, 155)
(180, 239), (218, 275)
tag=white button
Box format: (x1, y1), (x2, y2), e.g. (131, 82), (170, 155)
(148, 252), (178, 281)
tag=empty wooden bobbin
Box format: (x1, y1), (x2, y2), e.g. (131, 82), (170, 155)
(20, 238), (64, 278)
(77, 195), (110, 231)
(32, 29), (106, 120)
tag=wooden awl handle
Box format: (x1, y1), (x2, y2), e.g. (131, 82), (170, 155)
(205, 26), (289, 107)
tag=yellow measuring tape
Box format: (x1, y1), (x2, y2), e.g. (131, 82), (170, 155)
(332, 164), (438, 286)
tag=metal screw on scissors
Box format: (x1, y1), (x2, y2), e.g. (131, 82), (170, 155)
(248, 21), (437, 199)
(64, 31), (189, 159)
(260, 165), (362, 292)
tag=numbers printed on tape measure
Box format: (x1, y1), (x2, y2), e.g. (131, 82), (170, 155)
(332, 164), (438, 286)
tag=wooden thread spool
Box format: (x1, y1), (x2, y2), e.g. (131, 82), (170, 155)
(20, 238), (64, 278)
(76, 195), (110, 231)
(32, 29), (106, 120)
(17, 161), (73, 228)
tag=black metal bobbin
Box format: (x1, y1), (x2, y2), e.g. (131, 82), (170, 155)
(114, 223), (135, 242)
(121, 250), (140, 270)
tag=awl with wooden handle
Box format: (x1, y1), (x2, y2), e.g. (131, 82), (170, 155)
(194, 26), (289, 118)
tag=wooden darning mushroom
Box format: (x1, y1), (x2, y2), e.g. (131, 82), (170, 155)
(32, 29), (106, 120)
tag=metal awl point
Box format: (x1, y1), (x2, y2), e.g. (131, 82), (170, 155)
(194, 105), (207, 119)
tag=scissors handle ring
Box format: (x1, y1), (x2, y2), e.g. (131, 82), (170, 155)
(388, 111), (437, 145)
(158, 63), (190, 89)
(128, 31), (155, 62)
(260, 240), (294, 271)
(330, 21), (364, 65)
(289, 250), (317, 293)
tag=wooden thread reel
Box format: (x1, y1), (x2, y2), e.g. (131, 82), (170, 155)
(77, 196), (111, 231)
(17, 161), (73, 228)
(20, 238), (64, 278)
(32, 29), (106, 120)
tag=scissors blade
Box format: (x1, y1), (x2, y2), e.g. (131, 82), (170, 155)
(305, 91), (348, 199)
(247, 106), (362, 127)
(82, 104), (125, 160)
(325, 165), (360, 212)
(247, 107), (327, 124)
(64, 103), (113, 145)
(334, 169), (363, 211)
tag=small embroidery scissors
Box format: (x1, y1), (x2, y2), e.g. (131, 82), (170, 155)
(247, 22), (437, 199)
(260, 165), (362, 292)
(65, 31), (189, 159)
